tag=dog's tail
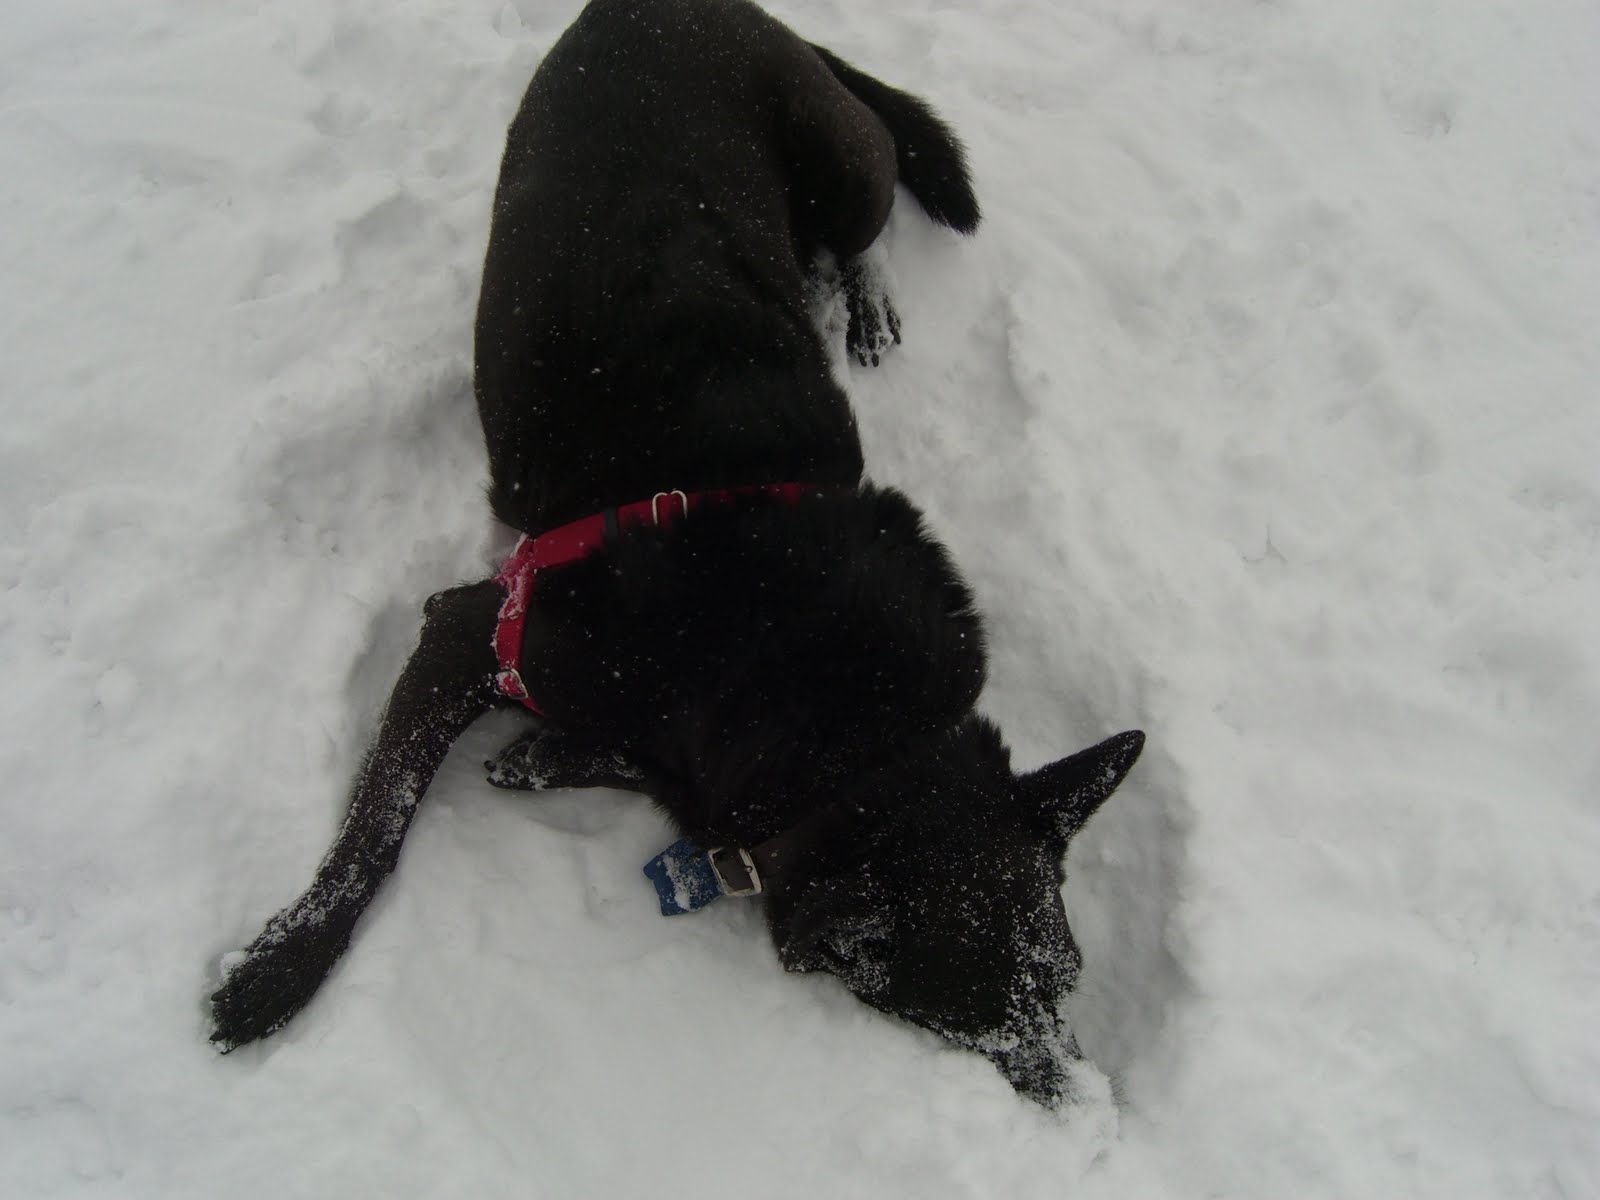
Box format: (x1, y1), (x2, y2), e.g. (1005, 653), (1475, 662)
(810, 44), (981, 235)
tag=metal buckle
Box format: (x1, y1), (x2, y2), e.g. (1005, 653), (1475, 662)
(706, 846), (763, 897)
(651, 490), (689, 526)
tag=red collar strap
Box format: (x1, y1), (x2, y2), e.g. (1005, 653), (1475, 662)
(493, 483), (827, 713)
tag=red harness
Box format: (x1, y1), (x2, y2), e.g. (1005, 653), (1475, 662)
(493, 483), (823, 713)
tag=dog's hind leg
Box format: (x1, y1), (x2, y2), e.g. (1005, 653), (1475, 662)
(781, 76), (898, 262)
(209, 580), (502, 1050)
(806, 45), (981, 237)
(789, 46), (981, 366)
(785, 52), (970, 367)
(778, 56), (904, 368)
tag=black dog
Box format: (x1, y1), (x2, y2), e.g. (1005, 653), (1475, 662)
(210, 0), (1144, 1105)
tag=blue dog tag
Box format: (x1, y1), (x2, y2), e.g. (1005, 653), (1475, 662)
(644, 837), (724, 916)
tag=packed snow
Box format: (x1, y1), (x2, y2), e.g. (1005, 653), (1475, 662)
(3, 0), (1597, 1196)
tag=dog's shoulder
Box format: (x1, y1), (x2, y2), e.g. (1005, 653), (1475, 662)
(522, 485), (987, 822)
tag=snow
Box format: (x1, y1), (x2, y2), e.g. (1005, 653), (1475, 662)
(3, 0), (1597, 1196)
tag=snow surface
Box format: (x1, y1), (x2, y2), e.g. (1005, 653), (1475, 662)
(4, 0), (1598, 1196)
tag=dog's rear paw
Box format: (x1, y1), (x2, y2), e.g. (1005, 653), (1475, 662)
(487, 727), (647, 793)
(842, 257), (902, 368)
(209, 918), (353, 1051)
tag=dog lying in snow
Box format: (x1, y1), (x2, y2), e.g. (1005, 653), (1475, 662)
(209, 0), (1144, 1105)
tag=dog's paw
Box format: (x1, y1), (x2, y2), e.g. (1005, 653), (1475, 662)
(209, 911), (354, 1051)
(842, 257), (902, 368)
(486, 727), (647, 793)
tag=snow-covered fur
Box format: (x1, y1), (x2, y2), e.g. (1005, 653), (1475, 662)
(209, 0), (1141, 1105)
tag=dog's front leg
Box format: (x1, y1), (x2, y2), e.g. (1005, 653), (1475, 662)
(209, 579), (501, 1050)
(486, 725), (650, 794)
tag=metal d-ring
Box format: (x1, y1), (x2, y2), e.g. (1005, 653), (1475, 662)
(651, 490), (689, 526)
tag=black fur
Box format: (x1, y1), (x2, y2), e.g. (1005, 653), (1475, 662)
(210, 0), (1142, 1106)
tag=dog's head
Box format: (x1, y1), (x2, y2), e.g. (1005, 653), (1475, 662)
(767, 722), (1143, 1105)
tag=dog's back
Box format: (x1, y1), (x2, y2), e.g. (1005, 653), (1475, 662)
(474, 0), (976, 533)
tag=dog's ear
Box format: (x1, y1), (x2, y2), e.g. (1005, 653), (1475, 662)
(777, 877), (893, 993)
(1018, 730), (1145, 848)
